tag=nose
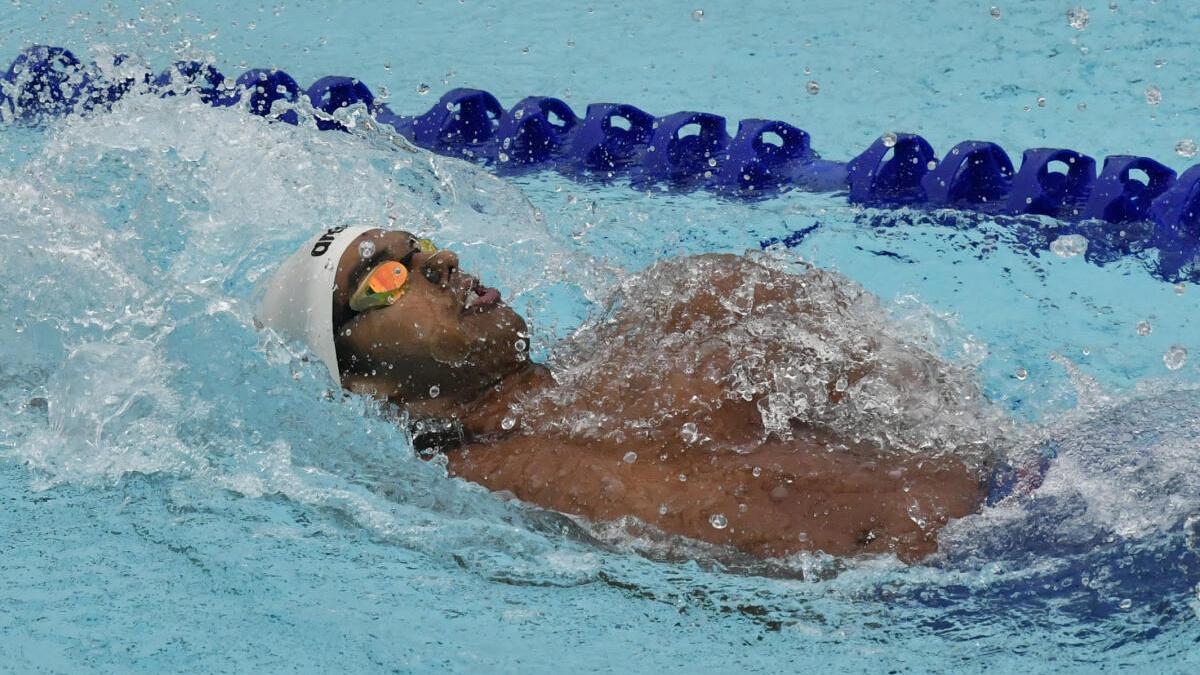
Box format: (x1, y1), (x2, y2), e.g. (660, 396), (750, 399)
(419, 249), (460, 287)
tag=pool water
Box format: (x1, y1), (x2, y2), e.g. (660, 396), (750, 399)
(2, 1), (1200, 672)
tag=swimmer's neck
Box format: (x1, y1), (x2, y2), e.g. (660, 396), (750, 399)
(401, 361), (554, 439)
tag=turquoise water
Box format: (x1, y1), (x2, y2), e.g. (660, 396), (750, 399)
(2, 1), (1200, 672)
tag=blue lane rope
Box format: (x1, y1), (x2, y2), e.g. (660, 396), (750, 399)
(5, 45), (1200, 281)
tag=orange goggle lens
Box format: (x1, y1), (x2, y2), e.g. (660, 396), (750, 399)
(350, 260), (409, 312)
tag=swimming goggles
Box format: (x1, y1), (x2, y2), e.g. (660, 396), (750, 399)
(348, 238), (438, 312)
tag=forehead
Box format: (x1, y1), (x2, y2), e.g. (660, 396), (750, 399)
(336, 229), (416, 265)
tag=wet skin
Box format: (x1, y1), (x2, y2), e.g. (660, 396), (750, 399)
(332, 229), (987, 562)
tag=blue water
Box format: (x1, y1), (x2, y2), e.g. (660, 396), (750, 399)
(3, 1), (1200, 672)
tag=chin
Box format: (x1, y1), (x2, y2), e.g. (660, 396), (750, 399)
(463, 304), (528, 365)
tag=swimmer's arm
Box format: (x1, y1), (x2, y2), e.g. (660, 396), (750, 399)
(445, 435), (985, 562)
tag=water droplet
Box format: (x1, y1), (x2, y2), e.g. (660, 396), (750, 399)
(881, 131), (897, 147)
(1067, 6), (1089, 30)
(1119, 598), (1133, 610)
(566, 39), (575, 47)
(383, 62), (393, 71)
(501, 416), (515, 430)
(416, 83), (430, 95)
(990, 6), (1001, 19)
(680, 422), (700, 443)
(806, 80), (820, 95)
(677, 473), (688, 482)
(1176, 139), (1198, 158)
(1136, 320), (1152, 336)
(1108, 0), (1118, 10)
(752, 466), (762, 477)
(1146, 85), (1162, 106)
(707, 157), (717, 167)
(926, 160), (938, 171)
(1164, 345), (1188, 371)
(1155, 58), (1166, 69)
(692, 8), (704, 21)
(709, 513), (728, 529)
(12, 317), (25, 334)
(1037, 96), (1047, 108)
(623, 451), (638, 464)
(1077, 101), (1088, 111)
(1050, 234), (1089, 258)
(498, 152), (509, 163)
(428, 385), (441, 398)
(1015, 367), (1028, 381)
(514, 338), (527, 352)
(358, 240), (376, 258)
(1176, 283), (1187, 295)
(738, 503), (748, 513)
(658, 504), (669, 516)
(834, 375), (848, 392)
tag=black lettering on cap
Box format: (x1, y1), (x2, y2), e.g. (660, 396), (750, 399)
(310, 226), (350, 257)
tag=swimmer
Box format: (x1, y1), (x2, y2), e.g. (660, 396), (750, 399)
(258, 226), (997, 562)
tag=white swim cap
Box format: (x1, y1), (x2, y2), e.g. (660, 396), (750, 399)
(256, 225), (377, 386)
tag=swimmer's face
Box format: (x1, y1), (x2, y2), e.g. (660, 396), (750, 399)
(332, 229), (529, 401)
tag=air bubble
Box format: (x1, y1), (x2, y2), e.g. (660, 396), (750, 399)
(926, 160), (938, 171)
(1077, 101), (1088, 111)
(1164, 345), (1188, 371)
(752, 466), (762, 477)
(990, 6), (1001, 19)
(1175, 283), (1187, 295)
(658, 504), (669, 516)
(692, 8), (704, 21)
(1136, 320), (1152, 336)
(709, 513), (728, 529)
(501, 416), (515, 430)
(1050, 234), (1089, 258)
(358, 240), (376, 258)
(429, 385), (441, 398)
(416, 83), (430, 95)
(1119, 598), (1133, 610)
(514, 338), (527, 352)
(834, 375), (848, 392)
(1067, 6), (1089, 30)
(1015, 367), (1028, 381)
(806, 80), (820, 95)
(1176, 139), (1198, 158)
(1037, 96), (1047, 108)
(1145, 85), (1162, 106)
(680, 422), (699, 443)
(623, 451), (638, 464)
(881, 131), (897, 147)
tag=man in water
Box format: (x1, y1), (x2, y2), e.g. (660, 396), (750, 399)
(258, 226), (995, 562)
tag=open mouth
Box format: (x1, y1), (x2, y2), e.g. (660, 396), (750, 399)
(462, 279), (502, 314)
